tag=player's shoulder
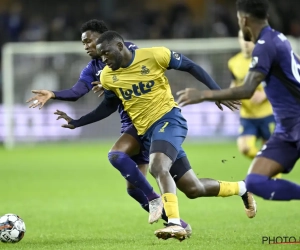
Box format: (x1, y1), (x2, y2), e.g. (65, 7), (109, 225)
(137, 47), (170, 58)
(138, 47), (169, 53)
(254, 28), (283, 51)
(124, 41), (138, 50)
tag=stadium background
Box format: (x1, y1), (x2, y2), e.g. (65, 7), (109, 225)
(1, 1), (300, 249)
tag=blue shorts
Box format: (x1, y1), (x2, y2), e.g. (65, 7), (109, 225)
(140, 108), (188, 163)
(239, 115), (275, 140)
(122, 125), (149, 165)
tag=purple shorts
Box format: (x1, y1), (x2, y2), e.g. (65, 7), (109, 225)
(257, 116), (300, 173)
(122, 124), (149, 165)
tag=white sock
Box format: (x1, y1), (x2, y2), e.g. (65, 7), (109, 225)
(168, 218), (181, 226)
(238, 181), (247, 196)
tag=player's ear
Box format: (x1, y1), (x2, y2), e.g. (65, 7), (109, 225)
(117, 42), (124, 51)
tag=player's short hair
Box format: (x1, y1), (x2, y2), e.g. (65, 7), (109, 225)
(80, 19), (109, 34)
(96, 31), (124, 45)
(236, 0), (269, 19)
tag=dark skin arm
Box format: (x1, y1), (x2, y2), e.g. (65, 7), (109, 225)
(176, 71), (265, 106)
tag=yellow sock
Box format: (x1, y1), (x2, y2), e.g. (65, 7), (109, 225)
(273, 173), (282, 179)
(217, 181), (239, 197)
(246, 147), (258, 159)
(162, 193), (180, 219)
(240, 136), (258, 159)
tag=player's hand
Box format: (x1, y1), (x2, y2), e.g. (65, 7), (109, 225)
(176, 88), (205, 107)
(54, 110), (75, 129)
(26, 90), (55, 109)
(215, 100), (241, 111)
(92, 81), (104, 97)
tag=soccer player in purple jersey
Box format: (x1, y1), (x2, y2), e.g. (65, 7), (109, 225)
(177, 0), (300, 201)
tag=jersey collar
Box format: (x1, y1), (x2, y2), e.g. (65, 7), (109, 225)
(256, 25), (272, 43)
(123, 50), (135, 68)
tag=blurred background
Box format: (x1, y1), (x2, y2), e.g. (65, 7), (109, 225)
(2, 2), (300, 248)
(1, 0), (300, 147)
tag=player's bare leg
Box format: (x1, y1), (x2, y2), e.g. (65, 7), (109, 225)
(245, 157), (300, 200)
(149, 153), (187, 241)
(175, 168), (257, 218)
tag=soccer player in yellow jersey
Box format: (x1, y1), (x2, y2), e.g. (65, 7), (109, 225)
(57, 31), (257, 241)
(228, 30), (275, 160)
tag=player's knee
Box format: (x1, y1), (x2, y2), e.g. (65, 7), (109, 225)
(245, 173), (269, 198)
(149, 162), (170, 178)
(149, 153), (172, 178)
(149, 165), (168, 178)
(180, 179), (205, 199)
(108, 151), (125, 164)
(184, 185), (202, 199)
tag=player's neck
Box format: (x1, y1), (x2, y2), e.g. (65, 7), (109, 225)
(251, 22), (269, 43)
(121, 49), (134, 68)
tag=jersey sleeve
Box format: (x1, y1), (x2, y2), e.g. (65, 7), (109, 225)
(79, 62), (97, 90)
(250, 42), (276, 75)
(152, 47), (184, 69)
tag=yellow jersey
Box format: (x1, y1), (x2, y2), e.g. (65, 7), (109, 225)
(100, 47), (178, 135)
(228, 52), (273, 118)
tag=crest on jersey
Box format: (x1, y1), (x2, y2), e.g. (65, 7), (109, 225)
(250, 57), (258, 68)
(112, 75), (119, 83)
(141, 65), (150, 75)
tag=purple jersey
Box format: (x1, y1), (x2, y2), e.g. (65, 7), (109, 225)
(249, 26), (300, 134)
(54, 41), (137, 131)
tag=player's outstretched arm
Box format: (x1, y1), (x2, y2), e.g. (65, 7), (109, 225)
(52, 80), (91, 101)
(171, 54), (240, 110)
(57, 97), (121, 129)
(174, 55), (222, 91)
(26, 90), (55, 109)
(176, 71), (265, 107)
(26, 80), (91, 110)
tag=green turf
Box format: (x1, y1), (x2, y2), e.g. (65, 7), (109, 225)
(0, 142), (299, 250)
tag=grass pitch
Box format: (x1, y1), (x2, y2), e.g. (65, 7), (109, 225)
(1, 142), (299, 250)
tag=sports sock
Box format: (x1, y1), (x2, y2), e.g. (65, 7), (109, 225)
(127, 188), (149, 212)
(127, 188), (188, 227)
(246, 174), (300, 200)
(109, 151), (159, 201)
(273, 173), (282, 179)
(242, 136), (258, 159)
(246, 147), (258, 159)
(217, 181), (240, 197)
(161, 209), (188, 228)
(162, 193), (181, 225)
